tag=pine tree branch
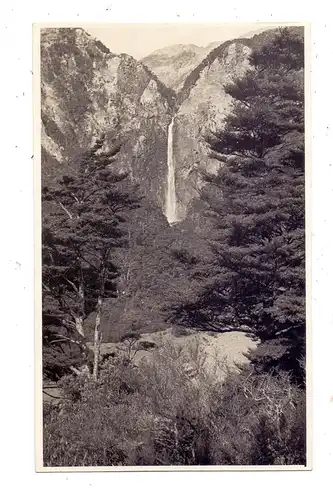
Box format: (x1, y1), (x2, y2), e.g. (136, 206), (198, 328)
(70, 192), (80, 203)
(69, 366), (84, 376)
(43, 390), (62, 399)
(43, 282), (83, 329)
(65, 278), (79, 294)
(47, 190), (74, 220)
(48, 334), (88, 348)
(59, 200), (74, 219)
(42, 283), (51, 293)
(274, 322), (305, 337)
(76, 249), (101, 273)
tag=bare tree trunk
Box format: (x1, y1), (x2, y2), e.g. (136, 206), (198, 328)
(74, 278), (85, 337)
(93, 296), (103, 381)
(73, 277), (92, 377)
(174, 421), (179, 451)
(74, 316), (85, 337)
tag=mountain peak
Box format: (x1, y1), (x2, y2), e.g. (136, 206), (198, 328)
(147, 43), (201, 57)
(141, 41), (221, 92)
(41, 27), (115, 57)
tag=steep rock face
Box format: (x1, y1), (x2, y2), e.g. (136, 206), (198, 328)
(141, 42), (220, 92)
(41, 28), (175, 209)
(172, 39), (252, 219)
(171, 27), (303, 220)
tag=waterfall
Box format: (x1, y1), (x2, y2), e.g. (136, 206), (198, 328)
(165, 117), (177, 223)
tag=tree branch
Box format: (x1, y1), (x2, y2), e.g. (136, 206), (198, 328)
(65, 278), (79, 294)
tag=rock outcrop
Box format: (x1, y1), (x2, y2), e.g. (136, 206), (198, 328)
(171, 39), (254, 219)
(41, 28), (175, 211)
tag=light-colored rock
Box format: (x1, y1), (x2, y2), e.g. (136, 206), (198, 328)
(91, 329), (258, 382)
(141, 42), (221, 92)
(41, 28), (173, 209)
(173, 42), (252, 219)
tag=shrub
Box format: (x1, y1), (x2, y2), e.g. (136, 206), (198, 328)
(43, 338), (306, 466)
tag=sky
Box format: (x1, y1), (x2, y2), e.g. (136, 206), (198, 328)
(83, 23), (281, 60)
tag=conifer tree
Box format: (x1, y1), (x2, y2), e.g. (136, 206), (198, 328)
(175, 27), (305, 381)
(42, 136), (140, 380)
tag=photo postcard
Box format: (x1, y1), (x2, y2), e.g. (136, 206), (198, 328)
(34, 21), (311, 471)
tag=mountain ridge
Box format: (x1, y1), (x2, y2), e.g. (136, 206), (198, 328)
(141, 41), (221, 93)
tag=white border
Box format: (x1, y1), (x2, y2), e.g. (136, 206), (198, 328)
(32, 21), (312, 472)
(2, 0), (333, 497)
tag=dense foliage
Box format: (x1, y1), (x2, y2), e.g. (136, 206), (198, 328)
(42, 136), (140, 380)
(172, 27), (305, 383)
(43, 343), (306, 466)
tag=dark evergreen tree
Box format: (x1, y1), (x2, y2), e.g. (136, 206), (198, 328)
(42, 136), (140, 380)
(173, 27), (305, 382)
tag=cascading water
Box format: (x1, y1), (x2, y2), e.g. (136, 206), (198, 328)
(165, 117), (177, 224)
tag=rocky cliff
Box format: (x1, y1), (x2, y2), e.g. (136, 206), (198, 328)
(162, 27), (302, 220)
(41, 27), (303, 222)
(172, 39), (252, 219)
(41, 28), (176, 210)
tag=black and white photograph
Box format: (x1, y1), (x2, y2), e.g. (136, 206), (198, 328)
(35, 22), (308, 469)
